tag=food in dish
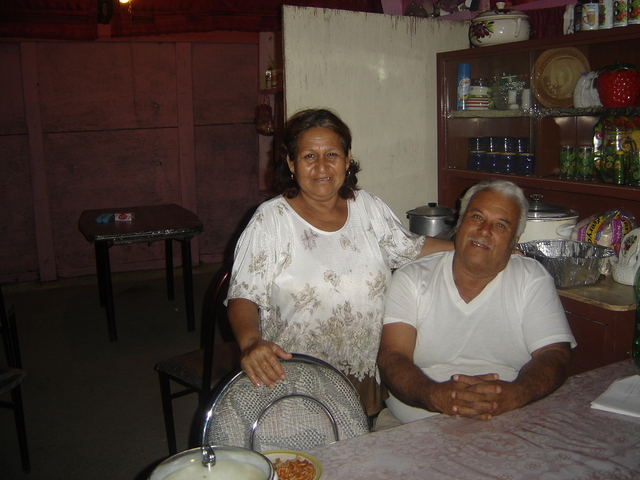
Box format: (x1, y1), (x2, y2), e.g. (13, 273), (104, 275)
(273, 457), (316, 480)
(263, 450), (322, 480)
(532, 47), (590, 108)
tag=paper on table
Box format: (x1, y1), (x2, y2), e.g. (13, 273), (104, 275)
(590, 374), (640, 418)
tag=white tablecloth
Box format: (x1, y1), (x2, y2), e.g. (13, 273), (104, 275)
(308, 360), (640, 480)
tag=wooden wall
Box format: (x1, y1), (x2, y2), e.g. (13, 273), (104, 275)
(0, 35), (264, 283)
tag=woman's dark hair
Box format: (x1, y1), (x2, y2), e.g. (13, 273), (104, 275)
(272, 108), (361, 199)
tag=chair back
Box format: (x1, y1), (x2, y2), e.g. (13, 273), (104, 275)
(201, 353), (370, 452)
(1, 286), (22, 370)
(200, 264), (232, 396)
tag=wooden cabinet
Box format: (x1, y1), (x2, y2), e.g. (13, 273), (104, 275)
(437, 25), (640, 219)
(436, 27), (640, 374)
(558, 278), (635, 374)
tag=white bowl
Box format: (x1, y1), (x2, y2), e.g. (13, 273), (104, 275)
(470, 8), (531, 47)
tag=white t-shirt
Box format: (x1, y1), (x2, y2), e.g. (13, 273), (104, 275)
(383, 251), (576, 423)
(227, 190), (424, 384)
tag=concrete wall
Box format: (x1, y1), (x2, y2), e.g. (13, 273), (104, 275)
(282, 7), (468, 226)
(0, 37), (263, 283)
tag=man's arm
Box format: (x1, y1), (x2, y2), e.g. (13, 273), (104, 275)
(378, 323), (499, 418)
(452, 342), (572, 417)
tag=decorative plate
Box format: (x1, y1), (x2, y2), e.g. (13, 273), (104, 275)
(532, 47), (590, 108)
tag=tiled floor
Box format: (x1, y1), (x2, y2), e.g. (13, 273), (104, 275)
(0, 263), (224, 480)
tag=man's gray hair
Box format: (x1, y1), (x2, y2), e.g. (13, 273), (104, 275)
(456, 179), (528, 237)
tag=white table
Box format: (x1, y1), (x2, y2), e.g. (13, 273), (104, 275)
(308, 360), (640, 479)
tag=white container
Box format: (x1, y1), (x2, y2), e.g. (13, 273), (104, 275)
(519, 195), (579, 243)
(469, 6), (531, 47)
(149, 447), (275, 480)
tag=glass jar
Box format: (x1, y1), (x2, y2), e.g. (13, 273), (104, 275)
(559, 145), (576, 179)
(594, 127), (633, 183)
(628, 148), (640, 187)
(467, 137), (486, 171)
(575, 145), (595, 181)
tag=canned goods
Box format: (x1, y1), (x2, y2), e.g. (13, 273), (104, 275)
(581, 2), (599, 29)
(613, 0), (628, 26)
(599, 0), (614, 28)
(628, 0), (640, 24)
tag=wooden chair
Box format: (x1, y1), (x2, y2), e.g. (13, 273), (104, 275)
(155, 264), (240, 455)
(0, 285), (30, 472)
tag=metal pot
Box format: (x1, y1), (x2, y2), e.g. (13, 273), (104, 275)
(149, 446), (275, 480)
(519, 194), (579, 243)
(406, 203), (457, 238)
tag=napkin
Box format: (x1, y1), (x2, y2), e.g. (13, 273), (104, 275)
(590, 374), (640, 418)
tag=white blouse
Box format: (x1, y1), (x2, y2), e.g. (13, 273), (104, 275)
(227, 190), (424, 383)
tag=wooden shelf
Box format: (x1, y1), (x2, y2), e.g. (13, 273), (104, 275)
(450, 106), (640, 119)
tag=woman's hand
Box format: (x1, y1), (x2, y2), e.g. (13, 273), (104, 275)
(240, 339), (292, 388)
(228, 298), (292, 388)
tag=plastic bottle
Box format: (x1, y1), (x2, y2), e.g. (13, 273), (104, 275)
(457, 63), (471, 111)
(633, 265), (640, 369)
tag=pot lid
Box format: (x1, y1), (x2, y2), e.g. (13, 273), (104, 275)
(407, 202), (455, 217)
(150, 446), (274, 480)
(527, 194), (578, 219)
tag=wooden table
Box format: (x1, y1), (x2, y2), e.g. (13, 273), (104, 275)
(78, 204), (203, 341)
(307, 360), (640, 479)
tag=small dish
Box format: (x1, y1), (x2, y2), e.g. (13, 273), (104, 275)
(532, 47), (589, 108)
(262, 450), (323, 480)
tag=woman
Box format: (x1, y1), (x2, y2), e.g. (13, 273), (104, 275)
(227, 108), (451, 415)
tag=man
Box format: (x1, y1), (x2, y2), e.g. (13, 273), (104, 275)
(377, 179), (576, 426)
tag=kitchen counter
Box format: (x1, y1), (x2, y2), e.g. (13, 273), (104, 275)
(558, 275), (636, 312)
(557, 275), (636, 374)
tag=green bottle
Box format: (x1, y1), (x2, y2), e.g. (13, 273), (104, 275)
(634, 265), (640, 369)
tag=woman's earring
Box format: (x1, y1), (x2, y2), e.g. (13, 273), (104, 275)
(290, 172), (294, 180)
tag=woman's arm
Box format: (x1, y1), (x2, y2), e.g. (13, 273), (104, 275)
(228, 298), (291, 388)
(418, 236), (454, 257)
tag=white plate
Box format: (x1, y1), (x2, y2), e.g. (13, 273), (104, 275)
(262, 450), (323, 480)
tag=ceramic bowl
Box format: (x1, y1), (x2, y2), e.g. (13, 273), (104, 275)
(470, 7), (531, 47)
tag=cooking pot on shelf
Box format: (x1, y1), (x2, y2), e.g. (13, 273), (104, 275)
(149, 445), (275, 480)
(519, 194), (579, 243)
(406, 202), (457, 238)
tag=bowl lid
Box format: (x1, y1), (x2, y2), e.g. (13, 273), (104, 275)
(407, 202), (455, 217)
(527, 194), (577, 219)
(149, 446), (274, 480)
(473, 7), (529, 21)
